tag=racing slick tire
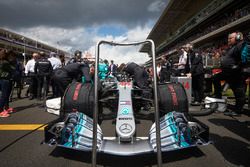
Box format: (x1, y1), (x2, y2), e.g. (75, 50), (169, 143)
(158, 83), (188, 115)
(62, 82), (94, 118)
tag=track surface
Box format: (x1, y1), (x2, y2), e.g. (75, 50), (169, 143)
(0, 95), (249, 167)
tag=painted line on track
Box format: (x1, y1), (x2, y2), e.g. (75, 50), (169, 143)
(0, 124), (46, 130)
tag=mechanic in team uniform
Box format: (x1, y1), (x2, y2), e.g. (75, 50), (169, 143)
(124, 62), (149, 89)
(52, 61), (91, 97)
(212, 32), (245, 116)
(124, 62), (151, 110)
(34, 52), (53, 100)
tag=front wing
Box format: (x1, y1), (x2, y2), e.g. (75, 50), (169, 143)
(44, 111), (210, 156)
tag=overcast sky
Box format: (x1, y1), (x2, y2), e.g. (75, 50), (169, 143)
(1, 0), (168, 64)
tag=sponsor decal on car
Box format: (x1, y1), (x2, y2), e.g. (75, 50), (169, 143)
(119, 82), (132, 87)
(118, 117), (133, 120)
(120, 101), (131, 105)
(119, 123), (133, 134)
(121, 108), (129, 115)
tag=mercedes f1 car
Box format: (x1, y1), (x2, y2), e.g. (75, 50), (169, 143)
(44, 40), (210, 166)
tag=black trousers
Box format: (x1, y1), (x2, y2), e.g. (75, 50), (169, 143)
(37, 75), (50, 99)
(28, 73), (38, 97)
(192, 74), (204, 102)
(213, 69), (245, 111)
(51, 78), (59, 98)
(160, 71), (170, 83)
(0, 79), (11, 110)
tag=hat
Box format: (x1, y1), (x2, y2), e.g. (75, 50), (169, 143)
(74, 50), (82, 56)
(103, 59), (109, 64)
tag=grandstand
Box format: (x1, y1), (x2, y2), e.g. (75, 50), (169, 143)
(0, 28), (70, 62)
(142, 0), (250, 66)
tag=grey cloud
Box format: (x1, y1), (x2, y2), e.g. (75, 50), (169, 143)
(148, 1), (167, 12)
(0, 0), (166, 29)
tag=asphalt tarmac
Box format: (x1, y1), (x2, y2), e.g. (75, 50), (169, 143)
(0, 94), (249, 167)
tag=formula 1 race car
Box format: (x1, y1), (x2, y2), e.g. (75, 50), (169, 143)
(44, 40), (210, 166)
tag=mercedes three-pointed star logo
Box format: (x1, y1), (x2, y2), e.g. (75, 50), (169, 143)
(119, 123), (132, 134)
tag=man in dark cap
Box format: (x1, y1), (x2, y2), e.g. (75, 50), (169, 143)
(67, 50), (83, 65)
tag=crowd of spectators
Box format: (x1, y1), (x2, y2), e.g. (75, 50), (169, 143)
(162, 3), (250, 55)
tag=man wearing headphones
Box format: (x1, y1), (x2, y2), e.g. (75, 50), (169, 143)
(212, 32), (245, 116)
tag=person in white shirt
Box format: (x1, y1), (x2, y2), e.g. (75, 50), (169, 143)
(156, 63), (161, 80)
(48, 52), (62, 70)
(25, 53), (39, 99)
(25, 53), (39, 75)
(174, 46), (188, 75)
(48, 52), (62, 98)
